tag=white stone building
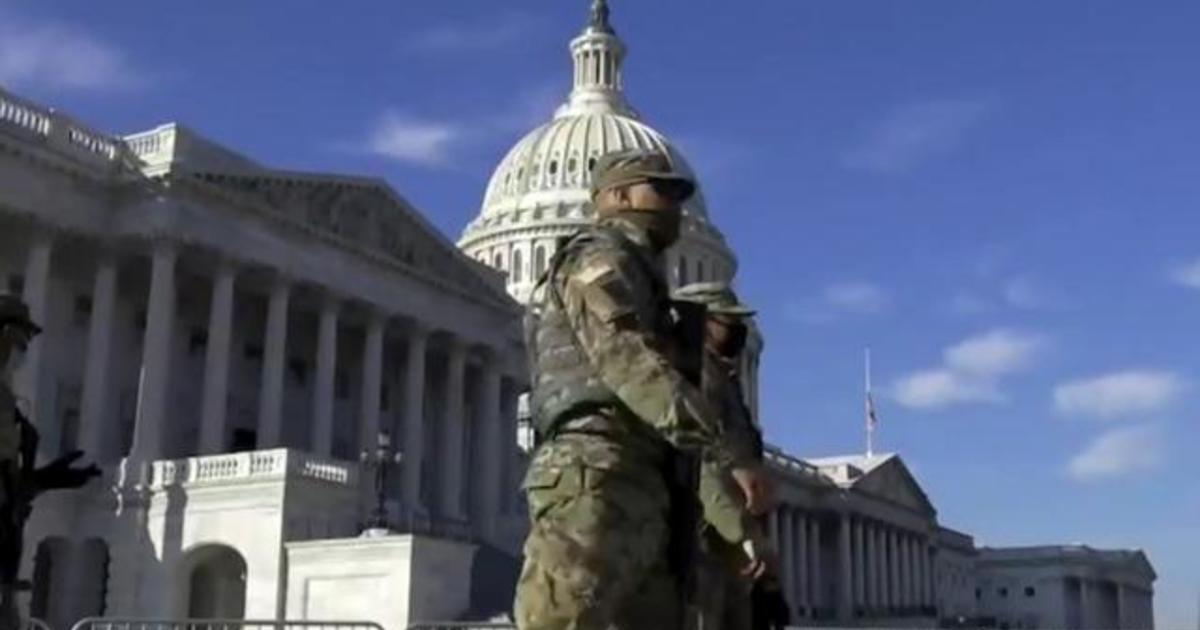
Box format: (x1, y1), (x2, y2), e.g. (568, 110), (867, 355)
(1, 87), (529, 629)
(973, 546), (1156, 630)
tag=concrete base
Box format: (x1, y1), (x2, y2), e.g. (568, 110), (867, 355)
(285, 534), (477, 629)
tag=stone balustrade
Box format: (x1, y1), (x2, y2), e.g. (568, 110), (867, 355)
(764, 444), (823, 479)
(0, 85), (132, 169)
(150, 448), (358, 489)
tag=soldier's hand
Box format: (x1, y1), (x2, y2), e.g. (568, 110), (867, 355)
(730, 463), (774, 515)
(33, 450), (101, 490)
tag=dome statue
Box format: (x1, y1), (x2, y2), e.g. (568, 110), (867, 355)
(457, 1), (761, 423)
(458, 0), (737, 305)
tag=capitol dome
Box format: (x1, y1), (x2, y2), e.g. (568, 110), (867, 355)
(458, 0), (737, 305)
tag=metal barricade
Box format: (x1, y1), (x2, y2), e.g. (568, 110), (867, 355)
(24, 619), (53, 630)
(70, 620), (385, 630)
(405, 625), (516, 630)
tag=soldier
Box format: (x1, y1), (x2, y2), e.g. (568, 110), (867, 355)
(515, 149), (772, 630)
(0, 294), (99, 629)
(674, 282), (790, 630)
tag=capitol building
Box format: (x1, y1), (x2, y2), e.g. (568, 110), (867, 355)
(0, 2), (1154, 629)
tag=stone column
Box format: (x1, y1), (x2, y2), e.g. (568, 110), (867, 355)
(1079, 577), (1091, 630)
(476, 350), (503, 536)
(779, 508), (795, 614)
(358, 311), (386, 450)
(400, 324), (428, 512)
(888, 528), (899, 611)
(15, 232), (53, 456)
(853, 517), (866, 613)
(79, 254), (118, 461)
(810, 517), (822, 615)
(875, 525), (887, 612)
(199, 261), (237, 454)
(796, 512), (809, 615)
(257, 277), (291, 447)
(310, 296), (340, 456)
(865, 522), (878, 612)
(902, 532), (913, 609)
(131, 240), (178, 462)
(437, 338), (467, 519)
(838, 513), (854, 621)
(1116, 582), (1126, 629)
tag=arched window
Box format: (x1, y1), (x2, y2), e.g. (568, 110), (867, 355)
(695, 259), (705, 283)
(185, 545), (248, 618)
(512, 249), (524, 283)
(534, 245), (548, 278)
(493, 252), (504, 270)
(677, 256), (689, 286)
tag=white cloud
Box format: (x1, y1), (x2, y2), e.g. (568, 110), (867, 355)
(891, 328), (1043, 410)
(1168, 258), (1200, 289)
(944, 329), (1043, 377)
(1054, 370), (1185, 419)
(0, 10), (142, 90)
(365, 111), (464, 166)
(786, 281), (888, 324)
(893, 368), (1001, 409)
(843, 98), (992, 174)
(1067, 425), (1164, 482)
(358, 83), (558, 168)
(406, 13), (544, 54)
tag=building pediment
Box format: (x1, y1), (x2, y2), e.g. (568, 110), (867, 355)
(810, 454), (937, 517)
(190, 170), (515, 312)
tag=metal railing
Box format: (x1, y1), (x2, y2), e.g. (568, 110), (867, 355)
(24, 619), (53, 630)
(70, 620), (384, 630)
(405, 625), (515, 630)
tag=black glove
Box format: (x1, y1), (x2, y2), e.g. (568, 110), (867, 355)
(33, 450), (100, 491)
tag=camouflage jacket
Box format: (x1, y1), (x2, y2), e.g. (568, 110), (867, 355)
(525, 216), (750, 476)
(698, 350), (763, 547)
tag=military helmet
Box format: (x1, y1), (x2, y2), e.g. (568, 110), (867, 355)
(0, 294), (42, 336)
(589, 149), (696, 202)
(673, 282), (755, 317)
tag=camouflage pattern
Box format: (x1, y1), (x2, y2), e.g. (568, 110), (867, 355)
(515, 216), (748, 630)
(694, 349), (763, 630)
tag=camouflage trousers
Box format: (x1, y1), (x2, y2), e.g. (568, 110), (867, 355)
(514, 442), (678, 630)
(690, 536), (753, 630)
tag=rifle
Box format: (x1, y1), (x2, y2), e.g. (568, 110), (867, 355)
(666, 299), (706, 629)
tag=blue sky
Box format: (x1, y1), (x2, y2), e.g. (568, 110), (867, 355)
(2, 0), (1197, 626)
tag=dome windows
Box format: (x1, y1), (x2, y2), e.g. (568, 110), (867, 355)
(568, 157), (578, 173)
(512, 249), (524, 283)
(549, 160), (559, 176)
(534, 245), (548, 278)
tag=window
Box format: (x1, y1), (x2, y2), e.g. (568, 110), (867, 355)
(534, 246), (548, 278)
(189, 328), (208, 356)
(549, 160), (558, 175)
(677, 257), (689, 286)
(335, 370), (350, 400)
(73, 294), (92, 327)
(1025, 586), (1036, 598)
(568, 157), (578, 172)
(6, 274), (23, 294)
(493, 253), (504, 270)
(513, 250), (524, 283)
(588, 157), (597, 172)
(695, 259), (704, 283)
(288, 358), (308, 386)
(243, 343), (263, 361)
(975, 588), (982, 600)
(999, 587), (1009, 598)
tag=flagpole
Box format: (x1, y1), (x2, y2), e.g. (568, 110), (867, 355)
(865, 347), (874, 458)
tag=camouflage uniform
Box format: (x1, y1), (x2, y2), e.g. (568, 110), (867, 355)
(515, 152), (749, 630)
(676, 283), (765, 630)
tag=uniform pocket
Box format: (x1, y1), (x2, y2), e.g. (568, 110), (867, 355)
(522, 465), (564, 491)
